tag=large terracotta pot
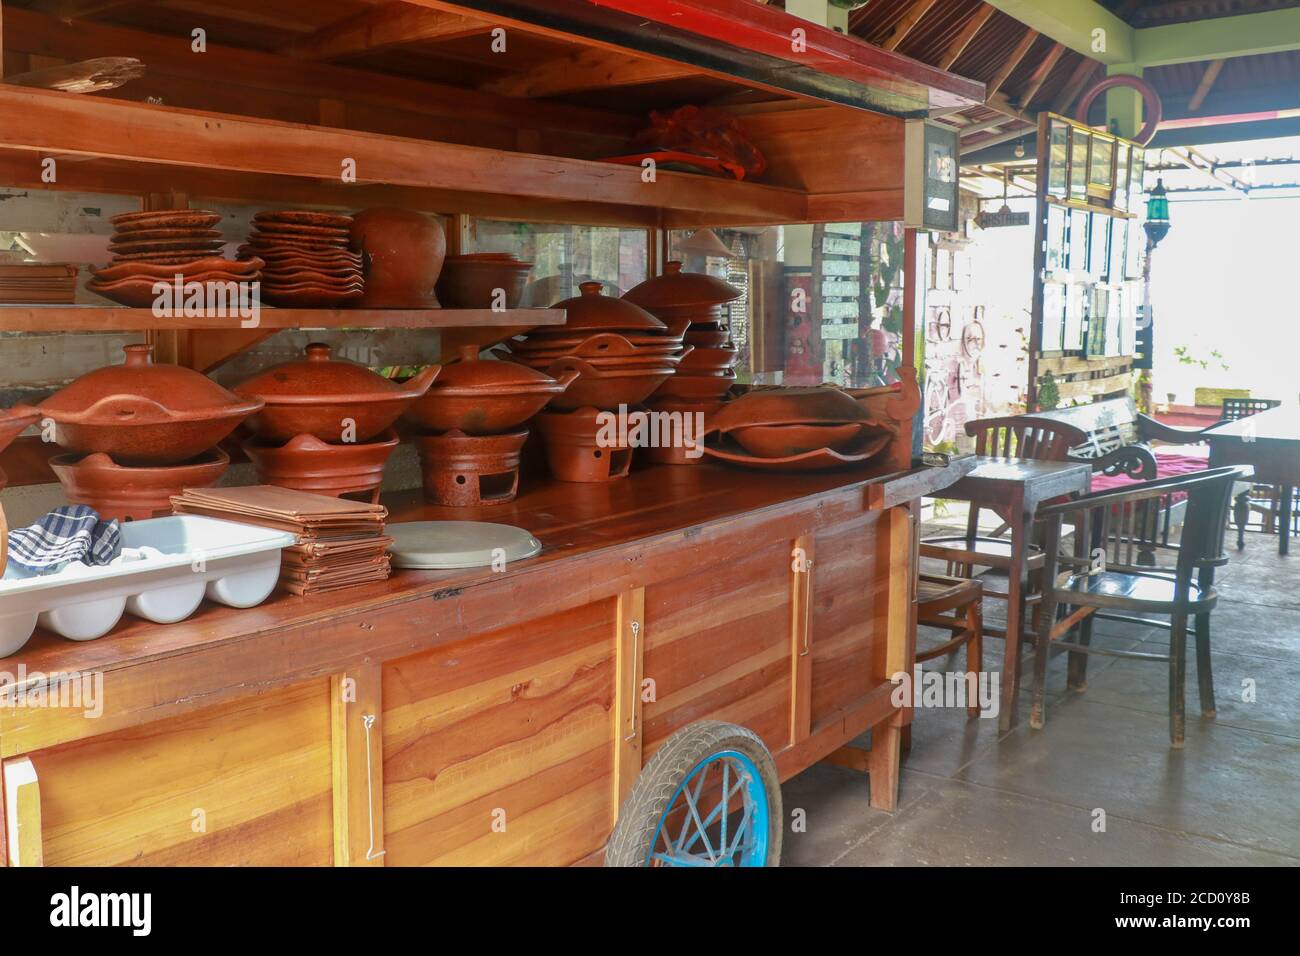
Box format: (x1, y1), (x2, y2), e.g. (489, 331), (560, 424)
(49, 448), (230, 521)
(349, 207), (447, 308)
(235, 343), (440, 443)
(39, 345), (262, 466)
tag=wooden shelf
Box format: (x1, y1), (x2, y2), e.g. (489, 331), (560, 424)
(0, 86), (808, 228)
(0, 306), (564, 332)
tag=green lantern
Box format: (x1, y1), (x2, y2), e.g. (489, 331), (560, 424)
(1143, 177), (1171, 248)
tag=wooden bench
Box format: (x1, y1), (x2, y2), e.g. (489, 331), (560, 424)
(1026, 396), (1210, 480)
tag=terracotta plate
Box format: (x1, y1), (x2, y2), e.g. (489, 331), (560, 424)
(704, 432), (892, 472)
(111, 210), (223, 231)
(109, 237), (227, 254)
(253, 210), (354, 229)
(107, 227), (224, 243)
(251, 222), (352, 239)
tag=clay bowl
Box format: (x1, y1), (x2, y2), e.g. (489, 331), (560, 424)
(728, 421), (881, 459)
(436, 255), (534, 309)
(407, 364), (578, 435)
(242, 430), (398, 500)
(350, 207), (447, 309)
(653, 369), (737, 402)
(39, 344), (263, 466)
(677, 345), (739, 375)
(685, 328), (732, 348)
(0, 406), (41, 455)
(414, 429), (528, 506)
(235, 343), (440, 443)
(707, 386), (872, 433)
(543, 357), (676, 412)
(533, 407), (632, 483)
(49, 448), (230, 522)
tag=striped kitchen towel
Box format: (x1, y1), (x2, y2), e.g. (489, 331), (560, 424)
(5, 505), (121, 576)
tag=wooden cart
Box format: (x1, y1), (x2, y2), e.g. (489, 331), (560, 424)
(0, 0), (983, 866)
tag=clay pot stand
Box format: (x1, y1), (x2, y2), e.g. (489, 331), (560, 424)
(414, 429), (528, 506)
(49, 447), (231, 522)
(534, 407), (632, 483)
(241, 430), (399, 503)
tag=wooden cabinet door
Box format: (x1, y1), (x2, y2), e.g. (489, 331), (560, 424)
(2, 679), (334, 866)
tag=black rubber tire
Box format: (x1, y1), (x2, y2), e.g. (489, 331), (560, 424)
(605, 720), (782, 867)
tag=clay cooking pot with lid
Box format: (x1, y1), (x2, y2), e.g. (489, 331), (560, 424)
(405, 345), (579, 435)
(551, 282), (667, 334)
(235, 343), (440, 443)
(0, 406), (40, 456)
(38, 344), (263, 466)
(621, 261), (742, 313)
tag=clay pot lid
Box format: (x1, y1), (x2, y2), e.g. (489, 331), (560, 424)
(552, 282), (666, 333)
(431, 345), (569, 395)
(235, 343), (439, 406)
(706, 386), (875, 434)
(622, 261), (742, 310)
(40, 345), (261, 425)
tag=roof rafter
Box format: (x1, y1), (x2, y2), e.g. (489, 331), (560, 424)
(286, 2), (495, 61)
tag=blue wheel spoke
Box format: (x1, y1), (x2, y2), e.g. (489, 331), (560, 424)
(680, 781), (718, 863)
(682, 775), (747, 855)
(645, 747), (771, 867)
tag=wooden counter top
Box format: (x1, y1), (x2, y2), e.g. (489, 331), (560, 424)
(0, 459), (967, 690)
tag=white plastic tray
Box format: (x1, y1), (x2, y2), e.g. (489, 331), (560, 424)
(0, 515), (296, 657)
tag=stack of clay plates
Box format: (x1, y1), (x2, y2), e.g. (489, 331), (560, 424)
(89, 209), (262, 308)
(171, 485), (391, 595)
(0, 263), (78, 304)
(238, 210), (364, 308)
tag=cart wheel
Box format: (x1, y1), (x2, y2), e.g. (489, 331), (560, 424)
(606, 721), (782, 867)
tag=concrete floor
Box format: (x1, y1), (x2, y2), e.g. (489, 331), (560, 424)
(781, 519), (1300, 866)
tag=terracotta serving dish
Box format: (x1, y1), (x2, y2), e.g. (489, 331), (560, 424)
(406, 345), (578, 434)
(350, 207), (447, 308)
(414, 428), (528, 506)
(677, 345), (739, 374)
(534, 407), (633, 482)
(39, 345), (262, 466)
(653, 369), (737, 401)
(49, 448), (230, 521)
(704, 431), (892, 473)
(436, 254), (533, 309)
(685, 328), (733, 348)
(234, 343), (439, 443)
(728, 421), (881, 458)
(91, 257), (262, 282)
(621, 260), (741, 313)
(242, 430), (398, 502)
(705, 386), (872, 433)
(542, 356), (676, 411)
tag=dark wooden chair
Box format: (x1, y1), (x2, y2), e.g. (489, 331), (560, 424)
(915, 573), (983, 719)
(1220, 398), (1291, 547)
(1028, 466), (1249, 748)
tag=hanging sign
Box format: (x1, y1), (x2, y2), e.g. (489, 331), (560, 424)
(976, 207), (1030, 228)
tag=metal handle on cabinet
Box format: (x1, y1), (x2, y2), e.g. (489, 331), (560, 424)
(623, 621), (640, 742)
(800, 558), (814, 657)
(361, 713), (386, 862)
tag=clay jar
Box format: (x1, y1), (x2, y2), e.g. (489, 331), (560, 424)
(235, 343), (440, 443)
(349, 207), (447, 308)
(436, 254), (534, 309)
(38, 344), (262, 466)
(49, 448), (230, 521)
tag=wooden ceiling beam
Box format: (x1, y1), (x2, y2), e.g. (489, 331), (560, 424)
(879, 0), (940, 52)
(1187, 58), (1226, 112)
(937, 4), (996, 71)
(482, 47), (696, 98)
(985, 27), (1039, 97)
(1016, 41), (1065, 109)
(286, 3), (494, 60)
(6, 57), (144, 94)
(1050, 56), (1099, 114)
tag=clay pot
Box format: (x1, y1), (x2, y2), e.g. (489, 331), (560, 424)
(436, 254), (534, 309)
(406, 345), (578, 435)
(39, 344), (263, 466)
(622, 261), (741, 313)
(0, 406), (40, 455)
(678, 345), (740, 375)
(706, 386), (873, 433)
(550, 282), (666, 333)
(235, 343), (440, 443)
(729, 421), (875, 458)
(414, 429), (528, 506)
(241, 429), (399, 502)
(542, 356), (677, 412)
(685, 328), (733, 348)
(349, 207), (447, 308)
(653, 369), (737, 402)
(534, 407), (632, 482)
(639, 397), (722, 466)
(49, 448), (230, 522)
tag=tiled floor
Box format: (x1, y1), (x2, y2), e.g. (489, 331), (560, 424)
(780, 520), (1300, 866)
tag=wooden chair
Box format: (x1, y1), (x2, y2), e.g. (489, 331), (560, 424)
(1219, 398), (1291, 547)
(921, 415), (1087, 642)
(1029, 466), (1248, 748)
(915, 573), (983, 718)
